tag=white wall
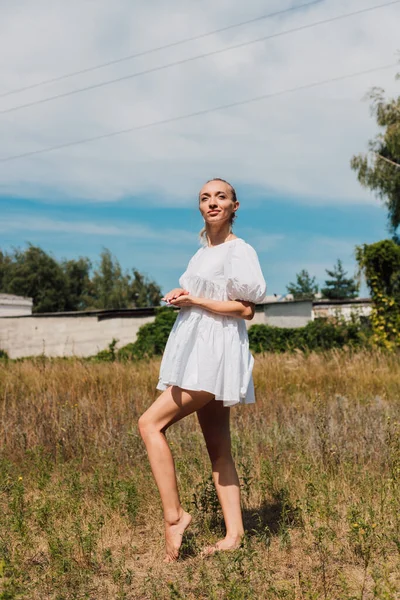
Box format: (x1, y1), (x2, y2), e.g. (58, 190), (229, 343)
(264, 300), (313, 328)
(0, 314), (155, 359)
(0, 301), (372, 359)
(0, 294), (33, 317)
(313, 303), (371, 321)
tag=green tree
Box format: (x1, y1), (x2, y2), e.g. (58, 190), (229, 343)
(0, 250), (13, 291)
(0, 244), (163, 312)
(128, 269), (163, 308)
(90, 248), (162, 309)
(355, 239), (400, 349)
(61, 257), (93, 311)
(321, 259), (359, 300)
(0, 245), (68, 313)
(350, 75), (400, 237)
(91, 249), (131, 309)
(286, 269), (318, 300)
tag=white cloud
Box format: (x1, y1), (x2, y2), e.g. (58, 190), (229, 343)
(240, 229), (286, 251)
(303, 235), (359, 257)
(0, 214), (195, 244)
(0, 0), (399, 205)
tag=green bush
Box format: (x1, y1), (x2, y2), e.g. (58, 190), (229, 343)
(0, 349), (9, 360)
(90, 338), (119, 362)
(248, 315), (372, 354)
(117, 306), (178, 361)
(91, 310), (372, 362)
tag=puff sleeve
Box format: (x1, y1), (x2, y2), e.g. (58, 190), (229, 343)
(225, 242), (267, 303)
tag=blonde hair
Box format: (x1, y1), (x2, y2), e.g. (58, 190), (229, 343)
(198, 178), (238, 246)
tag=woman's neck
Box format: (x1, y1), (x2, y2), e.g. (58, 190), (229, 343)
(206, 229), (236, 247)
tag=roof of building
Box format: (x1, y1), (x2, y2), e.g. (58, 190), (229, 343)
(0, 293), (33, 305)
(0, 297), (373, 319)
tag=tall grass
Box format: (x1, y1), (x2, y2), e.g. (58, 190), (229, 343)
(0, 349), (399, 599)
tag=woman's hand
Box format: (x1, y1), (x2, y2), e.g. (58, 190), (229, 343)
(161, 288), (190, 304)
(167, 294), (197, 307)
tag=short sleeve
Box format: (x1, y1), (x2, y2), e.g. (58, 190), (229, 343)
(225, 242), (267, 303)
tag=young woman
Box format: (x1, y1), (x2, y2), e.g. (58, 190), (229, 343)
(138, 178), (267, 562)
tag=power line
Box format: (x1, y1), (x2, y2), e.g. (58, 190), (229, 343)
(1, 0), (399, 116)
(0, 1), (322, 99)
(1, 62), (397, 164)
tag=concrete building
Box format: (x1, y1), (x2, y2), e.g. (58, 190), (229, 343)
(264, 299), (313, 328)
(0, 294), (33, 317)
(0, 297), (372, 359)
(313, 298), (372, 321)
(0, 307), (155, 359)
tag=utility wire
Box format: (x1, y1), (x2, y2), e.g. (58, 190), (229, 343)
(1, 0), (399, 116)
(0, 0), (322, 99)
(1, 62), (397, 164)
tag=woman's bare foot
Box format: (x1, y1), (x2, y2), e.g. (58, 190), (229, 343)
(163, 509), (192, 563)
(200, 533), (245, 558)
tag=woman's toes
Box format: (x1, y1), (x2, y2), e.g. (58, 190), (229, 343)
(200, 536), (244, 558)
(200, 544), (218, 558)
(163, 552), (177, 563)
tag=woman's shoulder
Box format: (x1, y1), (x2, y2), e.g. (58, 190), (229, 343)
(230, 238), (257, 254)
(226, 239), (263, 272)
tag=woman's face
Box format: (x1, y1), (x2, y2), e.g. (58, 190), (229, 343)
(198, 180), (238, 226)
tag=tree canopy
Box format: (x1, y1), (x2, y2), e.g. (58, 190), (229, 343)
(286, 269), (318, 300)
(0, 245), (68, 313)
(0, 244), (162, 313)
(350, 74), (400, 237)
(321, 259), (359, 300)
(355, 239), (400, 349)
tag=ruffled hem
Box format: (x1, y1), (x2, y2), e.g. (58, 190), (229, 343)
(156, 308), (256, 408)
(156, 378), (256, 408)
(158, 238), (266, 408)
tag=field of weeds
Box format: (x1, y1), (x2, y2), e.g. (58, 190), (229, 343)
(0, 349), (399, 599)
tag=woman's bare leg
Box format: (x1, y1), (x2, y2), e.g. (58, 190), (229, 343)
(138, 385), (215, 562)
(196, 400), (245, 555)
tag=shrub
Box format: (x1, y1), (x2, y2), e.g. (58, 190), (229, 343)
(355, 239), (400, 350)
(92, 310), (372, 362)
(90, 338), (119, 362)
(117, 306), (178, 361)
(248, 315), (372, 354)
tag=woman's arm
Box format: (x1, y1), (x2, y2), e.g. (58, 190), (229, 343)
(195, 297), (255, 320)
(169, 295), (255, 320)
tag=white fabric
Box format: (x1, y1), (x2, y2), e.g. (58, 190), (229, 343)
(156, 238), (267, 407)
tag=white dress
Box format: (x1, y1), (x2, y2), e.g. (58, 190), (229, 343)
(156, 238), (267, 407)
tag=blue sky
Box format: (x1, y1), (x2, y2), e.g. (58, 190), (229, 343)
(0, 0), (399, 300)
(0, 192), (390, 297)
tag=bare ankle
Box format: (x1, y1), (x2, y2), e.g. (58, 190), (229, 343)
(226, 531), (245, 540)
(164, 507), (185, 526)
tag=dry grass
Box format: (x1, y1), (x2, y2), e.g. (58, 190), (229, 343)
(0, 349), (399, 599)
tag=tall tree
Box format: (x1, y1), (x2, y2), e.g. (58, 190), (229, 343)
(286, 269), (318, 300)
(91, 249), (130, 309)
(321, 259), (359, 300)
(90, 249), (162, 309)
(0, 250), (13, 292)
(0, 244), (163, 312)
(62, 257), (93, 311)
(0, 245), (68, 313)
(350, 75), (400, 237)
(128, 269), (163, 308)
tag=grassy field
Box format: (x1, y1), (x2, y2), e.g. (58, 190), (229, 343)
(0, 349), (399, 599)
